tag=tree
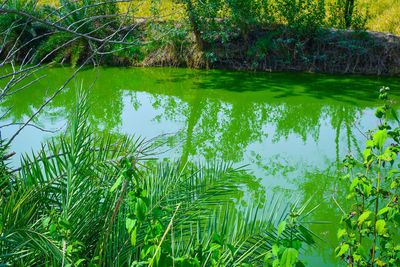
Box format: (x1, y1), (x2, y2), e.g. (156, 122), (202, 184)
(0, 0), (169, 146)
(344, 0), (355, 28)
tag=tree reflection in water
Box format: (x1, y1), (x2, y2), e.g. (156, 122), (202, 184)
(1, 66), (399, 265)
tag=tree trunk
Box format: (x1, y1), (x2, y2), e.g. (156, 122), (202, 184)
(344, 0), (355, 28)
(185, 0), (205, 50)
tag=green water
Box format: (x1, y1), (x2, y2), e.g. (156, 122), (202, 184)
(2, 66), (400, 266)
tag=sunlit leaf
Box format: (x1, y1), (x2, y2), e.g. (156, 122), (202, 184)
(373, 130), (387, 149)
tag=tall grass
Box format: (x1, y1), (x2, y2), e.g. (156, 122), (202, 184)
(360, 0), (400, 34)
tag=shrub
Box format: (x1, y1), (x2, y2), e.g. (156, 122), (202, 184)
(337, 87), (400, 266)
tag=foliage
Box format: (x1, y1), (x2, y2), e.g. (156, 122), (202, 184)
(361, 0), (400, 35)
(0, 0), (52, 59)
(327, 0), (369, 30)
(2, 0), (398, 72)
(264, 199), (320, 266)
(34, 0), (120, 66)
(337, 87), (400, 266)
(0, 90), (318, 266)
(274, 0), (326, 33)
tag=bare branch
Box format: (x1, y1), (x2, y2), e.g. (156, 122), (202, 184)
(0, 121), (63, 133)
(0, 0), (175, 149)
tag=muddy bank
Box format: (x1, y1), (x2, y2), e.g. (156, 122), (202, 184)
(122, 24), (400, 76)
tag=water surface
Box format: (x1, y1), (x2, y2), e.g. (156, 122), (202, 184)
(1, 66), (399, 266)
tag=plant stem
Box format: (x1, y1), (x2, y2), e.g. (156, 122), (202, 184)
(149, 203), (181, 267)
(371, 153), (382, 264)
(359, 166), (369, 246)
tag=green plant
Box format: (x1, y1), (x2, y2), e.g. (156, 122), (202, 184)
(274, 0), (326, 34)
(248, 31), (278, 68)
(327, 0), (369, 30)
(0, 89), (318, 266)
(34, 0), (120, 66)
(0, 0), (52, 59)
(336, 86), (400, 266)
(264, 199), (319, 267)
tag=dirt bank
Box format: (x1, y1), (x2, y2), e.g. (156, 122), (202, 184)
(124, 24), (400, 76)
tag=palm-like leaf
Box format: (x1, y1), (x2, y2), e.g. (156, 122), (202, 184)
(0, 89), (319, 266)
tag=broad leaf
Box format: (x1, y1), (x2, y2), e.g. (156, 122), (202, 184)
(280, 248), (298, 267)
(358, 211), (371, 225)
(336, 243), (349, 257)
(373, 130), (387, 149)
(375, 220), (386, 235)
(277, 221), (287, 239)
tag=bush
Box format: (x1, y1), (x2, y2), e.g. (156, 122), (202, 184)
(337, 87), (400, 266)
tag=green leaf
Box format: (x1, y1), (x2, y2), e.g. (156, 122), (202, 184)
(272, 245), (279, 257)
(353, 253), (362, 262)
(212, 233), (223, 245)
(388, 169), (399, 178)
(362, 183), (372, 197)
(358, 211), (371, 225)
(350, 177), (359, 190)
(375, 220), (386, 235)
(363, 148), (372, 161)
(377, 207), (390, 216)
(357, 244), (368, 258)
(295, 261), (306, 267)
(264, 252), (273, 263)
(132, 171), (140, 185)
(43, 217), (51, 228)
(298, 225), (315, 245)
(391, 108), (400, 124)
(382, 147), (394, 161)
(131, 227), (137, 246)
(135, 198), (147, 222)
(152, 207), (164, 220)
(111, 175), (123, 192)
(140, 189), (147, 198)
(373, 130), (387, 149)
(208, 243), (222, 252)
(375, 107), (385, 118)
(59, 218), (71, 229)
(126, 218), (136, 233)
(336, 243), (349, 257)
(337, 228), (347, 239)
(280, 248), (298, 267)
(277, 220), (287, 239)
(227, 244), (236, 256)
(75, 259), (85, 266)
(49, 224), (57, 234)
(365, 140), (374, 148)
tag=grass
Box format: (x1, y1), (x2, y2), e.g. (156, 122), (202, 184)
(360, 0), (400, 34)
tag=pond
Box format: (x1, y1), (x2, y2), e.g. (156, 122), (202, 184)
(1, 66), (400, 265)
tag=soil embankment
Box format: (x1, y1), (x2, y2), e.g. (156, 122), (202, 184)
(128, 24), (400, 76)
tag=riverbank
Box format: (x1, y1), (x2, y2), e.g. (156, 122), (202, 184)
(113, 23), (400, 76)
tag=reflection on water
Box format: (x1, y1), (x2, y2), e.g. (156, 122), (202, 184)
(1, 66), (399, 265)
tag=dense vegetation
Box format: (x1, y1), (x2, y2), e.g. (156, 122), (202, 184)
(1, 0), (400, 266)
(335, 88), (400, 266)
(39, 0), (400, 35)
(1, 0), (400, 75)
(0, 90), (320, 266)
